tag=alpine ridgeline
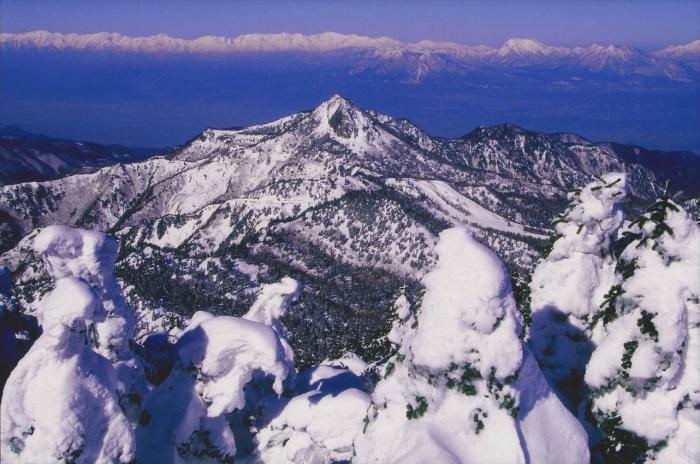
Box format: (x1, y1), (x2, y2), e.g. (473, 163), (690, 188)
(0, 96), (697, 367)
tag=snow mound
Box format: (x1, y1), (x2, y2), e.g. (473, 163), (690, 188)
(178, 316), (294, 414)
(137, 300), (296, 461)
(32, 225), (145, 418)
(354, 227), (588, 464)
(529, 174), (627, 405)
(255, 363), (370, 463)
(244, 277), (300, 330)
(585, 196), (700, 462)
(410, 227), (523, 378)
(1, 275), (135, 463)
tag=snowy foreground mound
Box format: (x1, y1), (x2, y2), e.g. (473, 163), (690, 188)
(354, 228), (588, 463)
(1, 173), (698, 463)
(529, 174), (700, 463)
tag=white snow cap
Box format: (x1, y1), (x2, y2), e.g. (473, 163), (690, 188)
(1, 264), (135, 463)
(354, 226), (588, 464)
(177, 315), (295, 416)
(410, 227), (522, 378)
(244, 277), (300, 328)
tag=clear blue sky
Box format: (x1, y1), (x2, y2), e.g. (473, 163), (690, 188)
(1, 0), (699, 49)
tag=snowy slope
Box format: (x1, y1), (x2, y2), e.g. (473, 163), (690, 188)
(0, 96), (692, 367)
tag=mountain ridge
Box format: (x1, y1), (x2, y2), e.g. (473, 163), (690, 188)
(2, 31), (698, 81)
(0, 125), (162, 186)
(1, 96), (698, 366)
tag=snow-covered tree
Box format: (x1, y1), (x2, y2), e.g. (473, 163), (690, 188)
(253, 360), (370, 463)
(136, 279), (299, 463)
(0, 276), (135, 463)
(528, 173), (627, 408)
(354, 227), (589, 463)
(585, 195), (700, 463)
(32, 226), (146, 417)
(386, 285), (414, 348)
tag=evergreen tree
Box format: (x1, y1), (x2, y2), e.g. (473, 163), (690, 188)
(0, 277), (135, 463)
(354, 227), (588, 463)
(585, 194), (700, 463)
(528, 173), (627, 411)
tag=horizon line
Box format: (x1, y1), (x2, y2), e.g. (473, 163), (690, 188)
(2, 29), (699, 54)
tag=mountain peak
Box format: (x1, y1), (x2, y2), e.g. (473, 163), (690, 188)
(654, 39), (700, 59)
(498, 38), (549, 55)
(311, 95), (367, 139)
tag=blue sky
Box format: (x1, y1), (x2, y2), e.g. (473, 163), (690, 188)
(1, 0), (699, 49)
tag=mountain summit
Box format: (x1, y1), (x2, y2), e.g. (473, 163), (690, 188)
(0, 97), (697, 366)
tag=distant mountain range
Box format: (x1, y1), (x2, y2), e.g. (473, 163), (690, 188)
(0, 126), (161, 185)
(2, 31), (699, 82)
(1, 96), (698, 366)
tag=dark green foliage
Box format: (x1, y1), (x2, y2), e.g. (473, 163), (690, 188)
(620, 341), (639, 376)
(628, 194), (680, 249)
(591, 284), (623, 328)
(176, 430), (234, 463)
(615, 258), (638, 280)
(384, 362), (395, 378)
(405, 396), (429, 419)
(472, 408), (486, 434)
(541, 234), (561, 260)
(595, 412), (650, 464)
(499, 394), (519, 418)
(445, 364), (481, 396)
(508, 266), (532, 338)
(637, 311), (659, 342)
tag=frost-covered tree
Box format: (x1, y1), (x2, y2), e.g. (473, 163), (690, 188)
(32, 225), (146, 417)
(585, 195), (700, 463)
(528, 173), (627, 408)
(386, 285), (414, 348)
(354, 227), (589, 463)
(0, 276), (136, 463)
(253, 359), (370, 463)
(136, 279), (299, 463)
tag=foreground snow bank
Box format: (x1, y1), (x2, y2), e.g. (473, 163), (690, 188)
(354, 227), (589, 464)
(0, 276), (135, 463)
(254, 363), (370, 463)
(529, 173), (626, 409)
(585, 196), (700, 463)
(136, 278), (299, 463)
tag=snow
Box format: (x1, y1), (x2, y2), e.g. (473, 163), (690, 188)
(388, 178), (545, 239)
(1, 270), (134, 463)
(584, 197), (700, 460)
(410, 227), (523, 377)
(528, 174), (627, 400)
(3, 30), (684, 69)
(355, 226), (588, 464)
(244, 277), (300, 329)
(514, 348), (590, 464)
(136, 277), (298, 462)
(255, 378), (370, 463)
(31, 225), (145, 417)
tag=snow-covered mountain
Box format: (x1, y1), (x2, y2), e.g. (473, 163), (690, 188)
(2, 31), (698, 81)
(0, 96), (696, 366)
(655, 39), (700, 59)
(0, 126), (161, 185)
